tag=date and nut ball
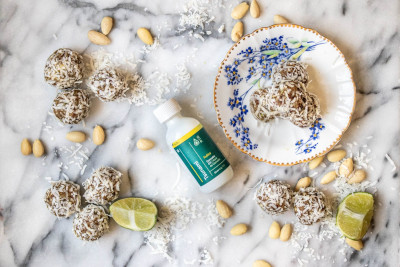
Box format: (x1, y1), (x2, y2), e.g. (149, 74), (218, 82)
(293, 187), (326, 225)
(44, 48), (84, 89)
(44, 180), (81, 218)
(271, 60), (309, 85)
(87, 67), (128, 102)
(52, 89), (91, 124)
(83, 167), (122, 205)
(256, 180), (293, 215)
(73, 204), (109, 241)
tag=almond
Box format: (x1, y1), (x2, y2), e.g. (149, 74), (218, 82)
(268, 221), (280, 239)
(348, 169), (367, 184)
(295, 177), (311, 191)
(273, 15), (289, 24)
(93, 125), (105, 145)
(88, 30), (111, 45)
(21, 138), (32, 156)
(216, 200), (233, 219)
(321, 171), (337, 185)
(66, 131), (86, 143)
(252, 260), (271, 267)
(101, 16), (113, 35)
(32, 139), (45, 157)
(309, 155), (324, 170)
(230, 223), (248, 236)
(339, 158), (354, 177)
(327, 149), (346, 162)
(137, 28), (154, 45)
(279, 223), (292, 241)
(137, 138), (155, 151)
(346, 238), (363, 251)
(231, 2), (249, 19)
(250, 0), (261, 18)
(231, 21), (244, 42)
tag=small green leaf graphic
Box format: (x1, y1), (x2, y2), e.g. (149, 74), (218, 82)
(287, 37), (299, 44)
(262, 50), (281, 55)
(251, 78), (260, 85)
(291, 46), (309, 60)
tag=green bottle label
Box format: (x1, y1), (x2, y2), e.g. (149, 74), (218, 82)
(172, 124), (230, 186)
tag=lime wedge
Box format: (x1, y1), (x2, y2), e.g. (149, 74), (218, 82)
(110, 198), (158, 231)
(337, 192), (374, 240)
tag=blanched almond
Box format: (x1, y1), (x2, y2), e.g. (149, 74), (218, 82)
(250, 0), (260, 18)
(295, 177), (311, 191)
(321, 171), (337, 185)
(339, 158), (354, 177)
(309, 156), (324, 170)
(101, 16), (113, 35)
(66, 131), (86, 143)
(93, 125), (105, 145)
(273, 15), (289, 24)
(231, 21), (244, 42)
(348, 169), (367, 184)
(252, 260), (271, 267)
(268, 221), (280, 239)
(279, 224), (292, 241)
(327, 149), (346, 162)
(216, 200), (233, 219)
(88, 30), (111, 45)
(21, 138), (32, 155)
(231, 2), (249, 19)
(137, 138), (155, 151)
(346, 238), (363, 250)
(32, 139), (45, 157)
(137, 28), (154, 45)
(230, 223), (248, 235)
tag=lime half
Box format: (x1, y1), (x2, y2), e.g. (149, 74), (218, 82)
(110, 198), (158, 231)
(337, 192), (374, 240)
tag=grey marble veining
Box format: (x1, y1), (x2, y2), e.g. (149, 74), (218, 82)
(0, 0), (399, 266)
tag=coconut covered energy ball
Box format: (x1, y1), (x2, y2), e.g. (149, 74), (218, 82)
(87, 67), (128, 102)
(271, 60), (309, 85)
(256, 180), (293, 215)
(293, 187), (326, 225)
(52, 89), (91, 124)
(44, 48), (84, 89)
(73, 205), (109, 241)
(83, 167), (122, 205)
(44, 180), (81, 218)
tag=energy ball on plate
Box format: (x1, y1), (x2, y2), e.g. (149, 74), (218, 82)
(256, 180), (293, 215)
(87, 67), (128, 102)
(44, 48), (84, 89)
(73, 204), (109, 241)
(52, 89), (90, 124)
(83, 167), (122, 205)
(271, 60), (309, 85)
(293, 187), (326, 225)
(44, 180), (81, 218)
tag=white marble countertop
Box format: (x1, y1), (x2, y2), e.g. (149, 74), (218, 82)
(0, 0), (399, 266)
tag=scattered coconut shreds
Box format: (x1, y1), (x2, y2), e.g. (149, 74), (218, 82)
(199, 248), (214, 265)
(385, 153), (397, 172)
(174, 64), (191, 92)
(217, 24), (225, 33)
(57, 143), (90, 173)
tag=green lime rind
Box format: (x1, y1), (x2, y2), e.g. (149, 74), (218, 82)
(336, 192), (374, 240)
(110, 198), (158, 232)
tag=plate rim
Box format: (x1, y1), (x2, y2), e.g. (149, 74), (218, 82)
(213, 24), (356, 166)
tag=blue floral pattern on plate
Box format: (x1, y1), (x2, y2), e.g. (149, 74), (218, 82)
(295, 119), (325, 154)
(224, 35), (325, 152)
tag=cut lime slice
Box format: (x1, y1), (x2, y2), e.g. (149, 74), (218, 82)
(337, 192), (374, 240)
(110, 198), (158, 231)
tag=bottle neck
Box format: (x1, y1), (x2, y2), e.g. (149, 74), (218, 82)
(165, 112), (183, 128)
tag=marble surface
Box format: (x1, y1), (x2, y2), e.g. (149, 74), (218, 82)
(0, 0), (399, 266)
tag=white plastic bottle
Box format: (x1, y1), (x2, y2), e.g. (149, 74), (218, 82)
(153, 99), (234, 193)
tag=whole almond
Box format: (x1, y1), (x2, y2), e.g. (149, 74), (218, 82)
(348, 170), (367, 184)
(216, 200), (233, 219)
(231, 21), (244, 42)
(273, 15), (289, 24)
(230, 223), (248, 236)
(101, 16), (113, 35)
(231, 2), (249, 19)
(327, 149), (346, 162)
(137, 28), (154, 45)
(346, 238), (363, 251)
(21, 138), (32, 155)
(339, 158), (354, 177)
(321, 171), (337, 185)
(295, 177), (311, 191)
(280, 223), (292, 241)
(309, 155), (324, 170)
(137, 138), (155, 151)
(268, 221), (280, 239)
(88, 30), (111, 45)
(93, 125), (105, 145)
(250, 0), (260, 18)
(252, 260), (271, 267)
(66, 131), (86, 143)
(32, 139), (45, 157)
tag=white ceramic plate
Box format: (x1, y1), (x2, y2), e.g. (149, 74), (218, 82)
(214, 25), (355, 166)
